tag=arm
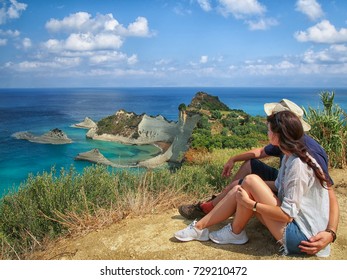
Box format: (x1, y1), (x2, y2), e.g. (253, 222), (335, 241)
(222, 147), (268, 178)
(299, 187), (339, 254)
(255, 202), (293, 223)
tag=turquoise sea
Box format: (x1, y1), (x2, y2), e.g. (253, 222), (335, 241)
(1, 87), (346, 197)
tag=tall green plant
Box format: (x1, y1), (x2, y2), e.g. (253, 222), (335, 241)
(304, 91), (347, 168)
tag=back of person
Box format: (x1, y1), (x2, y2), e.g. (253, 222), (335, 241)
(276, 150), (330, 256)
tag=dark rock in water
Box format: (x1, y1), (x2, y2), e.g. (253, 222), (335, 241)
(13, 128), (72, 144)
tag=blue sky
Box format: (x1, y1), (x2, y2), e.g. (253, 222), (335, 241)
(0, 0), (347, 87)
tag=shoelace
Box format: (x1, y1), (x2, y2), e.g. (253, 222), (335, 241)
(190, 220), (198, 229)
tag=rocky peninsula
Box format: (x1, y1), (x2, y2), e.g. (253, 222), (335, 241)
(73, 92), (234, 168)
(13, 128), (72, 144)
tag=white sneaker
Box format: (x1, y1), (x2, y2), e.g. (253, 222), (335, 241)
(174, 220), (209, 242)
(209, 224), (248, 245)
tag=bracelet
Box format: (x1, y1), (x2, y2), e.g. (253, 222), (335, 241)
(252, 202), (258, 212)
(325, 229), (337, 243)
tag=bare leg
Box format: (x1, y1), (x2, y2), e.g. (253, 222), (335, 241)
(232, 174), (286, 241)
(195, 186), (239, 230)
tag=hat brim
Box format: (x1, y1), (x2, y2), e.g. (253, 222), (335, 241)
(264, 102), (287, 116)
(264, 102), (311, 132)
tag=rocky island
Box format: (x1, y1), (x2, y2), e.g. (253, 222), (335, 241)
(13, 128), (72, 144)
(72, 117), (97, 129)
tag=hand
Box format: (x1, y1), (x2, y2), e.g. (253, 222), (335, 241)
(298, 231), (333, 255)
(222, 159), (235, 178)
(236, 187), (252, 208)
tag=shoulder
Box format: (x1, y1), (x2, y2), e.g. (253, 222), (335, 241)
(304, 135), (326, 154)
(286, 155), (309, 173)
(264, 144), (281, 156)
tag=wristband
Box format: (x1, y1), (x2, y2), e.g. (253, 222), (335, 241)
(325, 229), (337, 243)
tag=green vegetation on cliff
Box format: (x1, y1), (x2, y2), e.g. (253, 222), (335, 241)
(185, 92), (268, 150)
(96, 110), (142, 138)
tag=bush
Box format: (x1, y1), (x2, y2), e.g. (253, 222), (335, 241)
(0, 162), (226, 259)
(304, 91), (347, 168)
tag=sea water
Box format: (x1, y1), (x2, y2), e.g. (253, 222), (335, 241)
(1, 87), (346, 197)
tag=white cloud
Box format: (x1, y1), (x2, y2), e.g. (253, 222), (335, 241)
(44, 32), (123, 52)
(197, 0), (212, 12)
(200, 55), (208, 63)
(247, 18), (278, 30)
(0, 38), (7, 45)
(127, 54), (138, 65)
(242, 60), (295, 75)
(44, 12), (153, 53)
(0, 29), (20, 36)
(46, 12), (153, 37)
(173, 3), (192, 16)
(22, 37), (31, 49)
(217, 0), (266, 19)
(127, 17), (151, 37)
(7, 0), (27, 19)
(46, 12), (93, 33)
(13, 57), (81, 71)
(0, 0), (27, 24)
(295, 0), (324, 21)
(277, 60), (295, 69)
(295, 20), (347, 43)
(214, 0), (277, 31)
(302, 44), (347, 64)
(155, 59), (171, 66)
(89, 51), (133, 65)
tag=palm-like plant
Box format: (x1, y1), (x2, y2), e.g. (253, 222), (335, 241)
(304, 91), (347, 168)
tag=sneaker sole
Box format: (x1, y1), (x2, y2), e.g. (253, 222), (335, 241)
(209, 235), (248, 245)
(174, 234), (210, 242)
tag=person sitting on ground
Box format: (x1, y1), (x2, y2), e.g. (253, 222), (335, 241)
(175, 110), (332, 257)
(178, 99), (338, 254)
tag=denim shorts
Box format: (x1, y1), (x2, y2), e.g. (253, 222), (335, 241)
(250, 159), (278, 181)
(282, 221), (308, 255)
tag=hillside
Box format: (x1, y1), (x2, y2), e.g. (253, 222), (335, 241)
(185, 92), (268, 151)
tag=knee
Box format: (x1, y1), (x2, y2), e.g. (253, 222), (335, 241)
(242, 174), (261, 189)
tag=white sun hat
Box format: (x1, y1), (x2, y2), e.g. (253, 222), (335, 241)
(264, 99), (311, 132)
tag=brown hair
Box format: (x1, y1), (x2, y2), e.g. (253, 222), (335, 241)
(267, 111), (327, 186)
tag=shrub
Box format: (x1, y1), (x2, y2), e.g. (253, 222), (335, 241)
(304, 91), (347, 168)
(0, 162), (226, 259)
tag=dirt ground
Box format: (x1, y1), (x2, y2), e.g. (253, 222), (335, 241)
(29, 169), (347, 260)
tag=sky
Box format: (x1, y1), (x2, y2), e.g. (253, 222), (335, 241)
(0, 0), (347, 88)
